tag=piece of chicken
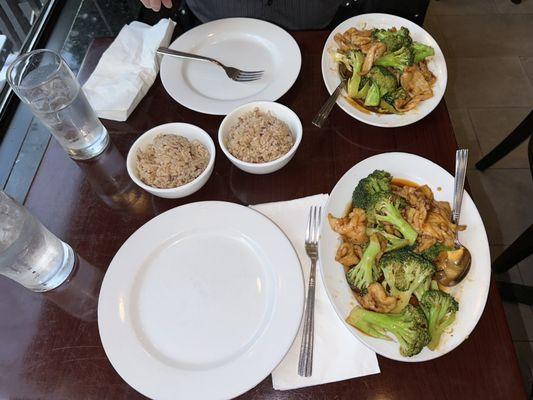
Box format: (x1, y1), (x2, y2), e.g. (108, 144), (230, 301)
(335, 241), (361, 268)
(345, 27), (373, 47)
(418, 60), (437, 86)
(355, 282), (398, 313)
(328, 208), (368, 244)
(360, 42), (386, 75)
(400, 65), (433, 100)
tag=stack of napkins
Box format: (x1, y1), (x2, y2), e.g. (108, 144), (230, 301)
(83, 19), (175, 121)
(250, 194), (380, 390)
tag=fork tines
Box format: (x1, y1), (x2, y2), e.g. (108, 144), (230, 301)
(305, 205), (322, 246)
(234, 70), (264, 82)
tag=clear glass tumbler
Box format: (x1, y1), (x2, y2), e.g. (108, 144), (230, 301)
(7, 49), (109, 160)
(0, 191), (75, 292)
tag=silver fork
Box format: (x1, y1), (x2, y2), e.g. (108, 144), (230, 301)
(298, 205), (322, 377)
(156, 47), (264, 82)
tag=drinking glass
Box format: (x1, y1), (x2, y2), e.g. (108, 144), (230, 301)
(7, 49), (109, 160)
(0, 191), (75, 292)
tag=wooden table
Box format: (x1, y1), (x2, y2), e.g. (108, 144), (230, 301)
(0, 32), (526, 400)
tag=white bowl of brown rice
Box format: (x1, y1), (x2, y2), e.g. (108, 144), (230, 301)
(126, 123), (215, 199)
(218, 101), (303, 174)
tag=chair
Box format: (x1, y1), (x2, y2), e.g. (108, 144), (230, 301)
(475, 111), (533, 305)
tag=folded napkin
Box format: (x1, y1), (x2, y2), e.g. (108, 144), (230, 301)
(250, 195), (380, 391)
(83, 19), (175, 121)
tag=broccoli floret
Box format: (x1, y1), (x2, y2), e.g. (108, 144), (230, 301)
(347, 51), (365, 98)
(334, 52), (352, 72)
(367, 66), (398, 96)
(373, 27), (413, 52)
(382, 87), (409, 106)
(366, 226), (410, 252)
(420, 290), (459, 350)
(419, 243), (453, 262)
(345, 233), (382, 292)
(352, 170), (392, 209)
(413, 276), (431, 301)
(364, 81), (380, 107)
(380, 250), (435, 313)
(366, 192), (418, 247)
(375, 47), (414, 71)
(378, 99), (396, 114)
(346, 304), (430, 357)
(355, 77), (371, 100)
(412, 42), (435, 63)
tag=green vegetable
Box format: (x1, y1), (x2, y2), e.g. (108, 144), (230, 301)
(382, 87), (409, 109)
(367, 66), (398, 96)
(334, 52), (352, 72)
(412, 42), (435, 63)
(375, 46), (414, 71)
(379, 99), (397, 114)
(367, 226), (411, 252)
(347, 51), (365, 98)
(366, 192), (418, 247)
(355, 77), (371, 100)
(346, 304), (430, 357)
(364, 81), (381, 107)
(380, 250), (435, 313)
(373, 27), (413, 52)
(420, 290), (459, 350)
(419, 243), (453, 262)
(413, 276), (431, 302)
(345, 233), (382, 292)
(351, 169), (392, 209)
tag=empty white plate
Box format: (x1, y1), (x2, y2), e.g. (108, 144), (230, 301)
(160, 18), (301, 115)
(98, 201), (304, 400)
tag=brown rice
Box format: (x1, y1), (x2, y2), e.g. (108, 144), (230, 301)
(136, 134), (209, 189)
(225, 108), (294, 163)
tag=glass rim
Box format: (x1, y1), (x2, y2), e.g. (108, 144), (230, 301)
(7, 49), (64, 91)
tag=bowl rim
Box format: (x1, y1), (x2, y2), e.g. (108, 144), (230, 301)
(126, 122), (215, 193)
(217, 101), (303, 168)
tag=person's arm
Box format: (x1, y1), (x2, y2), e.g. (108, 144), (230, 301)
(139, 0), (173, 12)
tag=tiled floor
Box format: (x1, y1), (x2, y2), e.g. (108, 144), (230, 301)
(424, 0), (533, 394)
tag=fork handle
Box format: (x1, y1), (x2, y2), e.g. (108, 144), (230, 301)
(312, 82), (344, 128)
(452, 149), (468, 225)
(298, 257), (317, 377)
(156, 47), (222, 67)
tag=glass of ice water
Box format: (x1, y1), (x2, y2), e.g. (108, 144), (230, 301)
(7, 49), (109, 160)
(0, 191), (75, 292)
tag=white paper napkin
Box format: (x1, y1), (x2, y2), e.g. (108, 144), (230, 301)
(250, 194), (380, 391)
(82, 18), (175, 121)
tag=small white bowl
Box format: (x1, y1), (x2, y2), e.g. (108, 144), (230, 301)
(218, 101), (303, 174)
(126, 123), (215, 199)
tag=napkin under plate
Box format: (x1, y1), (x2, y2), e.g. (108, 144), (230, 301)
(251, 194), (380, 390)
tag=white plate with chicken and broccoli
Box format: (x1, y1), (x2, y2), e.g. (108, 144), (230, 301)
(319, 153), (490, 361)
(321, 14), (447, 127)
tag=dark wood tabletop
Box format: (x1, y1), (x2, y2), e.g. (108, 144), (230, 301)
(0, 32), (526, 400)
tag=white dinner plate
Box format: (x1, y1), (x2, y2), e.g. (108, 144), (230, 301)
(98, 201), (304, 399)
(319, 153), (490, 362)
(160, 18), (301, 115)
(321, 13), (447, 127)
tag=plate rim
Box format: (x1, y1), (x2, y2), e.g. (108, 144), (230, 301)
(97, 201), (304, 399)
(320, 13), (448, 128)
(318, 152), (491, 362)
(160, 17), (302, 115)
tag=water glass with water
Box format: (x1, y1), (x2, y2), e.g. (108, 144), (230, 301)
(0, 191), (75, 292)
(7, 49), (109, 160)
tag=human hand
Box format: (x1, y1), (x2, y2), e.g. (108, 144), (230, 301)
(140, 0), (173, 12)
